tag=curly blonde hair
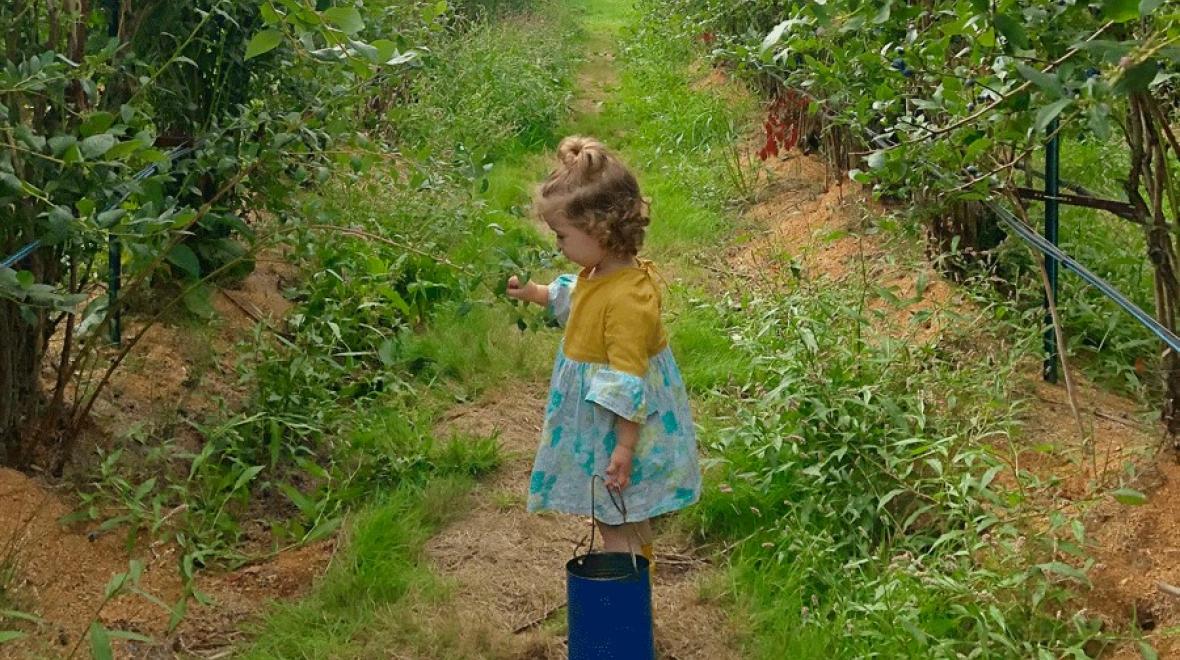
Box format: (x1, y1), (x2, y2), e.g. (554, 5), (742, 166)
(534, 136), (651, 257)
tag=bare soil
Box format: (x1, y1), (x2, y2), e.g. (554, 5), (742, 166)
(0, 465), (333, 658)
(1013, 375), (1179, 658)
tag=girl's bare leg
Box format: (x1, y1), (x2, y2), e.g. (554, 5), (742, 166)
(596, 519), (652, 553)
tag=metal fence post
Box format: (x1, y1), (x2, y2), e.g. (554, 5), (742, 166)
(1044, 119), (1060, 383)
(109, 235), (121, 346)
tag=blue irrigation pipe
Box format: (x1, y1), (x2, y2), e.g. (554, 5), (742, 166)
(1043, 119), (1061, 384)
(0, 239), (42, 269)
(994, 208), (1180, 355)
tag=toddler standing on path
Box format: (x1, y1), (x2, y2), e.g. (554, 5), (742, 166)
(505, 136), (701, 560)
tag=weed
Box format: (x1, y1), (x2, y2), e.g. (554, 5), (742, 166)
(491, 489), (525, 512)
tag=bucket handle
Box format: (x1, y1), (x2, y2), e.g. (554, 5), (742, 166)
(583, 474), (641, 574)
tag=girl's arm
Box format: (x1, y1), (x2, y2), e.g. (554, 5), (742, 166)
(505, 276), (550, 307)
(605, 416), (640, 493)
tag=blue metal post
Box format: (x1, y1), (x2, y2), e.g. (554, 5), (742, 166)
(1044, 119), (1060, 383)
(109, 235), (121, 346)
(107, 1), (122, 347)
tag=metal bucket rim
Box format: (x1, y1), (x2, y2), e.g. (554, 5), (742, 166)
(567, 552), (650, 581)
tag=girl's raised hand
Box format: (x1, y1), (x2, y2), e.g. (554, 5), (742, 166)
(506, 275), (528, 300)
(505, 276), (548, 307)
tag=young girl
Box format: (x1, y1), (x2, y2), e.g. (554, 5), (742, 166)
(505, 136), (701, 560)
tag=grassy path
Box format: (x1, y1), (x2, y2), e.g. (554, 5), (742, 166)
(412, 2), (746, 657)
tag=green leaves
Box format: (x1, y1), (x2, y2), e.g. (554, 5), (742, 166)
(1103, 0), (1169, 20)
(245, 29), (283, 60)
(762, 20), (792, 53)
(89, 623), (113, 660)
(80, 134), (116, 159)
(48, 135), (77, 156)
(1016, 63), (1064, 98)
(1112, 487), (1148, 505)
(233, 465), (266, 493)
(1103, 0), (1143, 21)
(0, 631), (25, 644)
(421, 0), (450, 23)
(167, 244), (201, 279)
(323, 7), (364, 34)
(994, 14), (1030, 50)
(1035, 98), (1072, 132)
(1034, 561), (1090, 584)
(1140, 0), (1167, 15)
(1114, 60), (1160, 94)
(14, 125), (46, 152)
(79, 111), (115, 137)
(181, 284), (216, 318)
(1073, 39), (1134, 63)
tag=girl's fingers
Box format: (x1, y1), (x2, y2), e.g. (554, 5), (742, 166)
(604, 470), (628, 492)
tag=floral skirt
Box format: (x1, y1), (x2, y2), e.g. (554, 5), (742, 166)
(526, 345), (701, 525)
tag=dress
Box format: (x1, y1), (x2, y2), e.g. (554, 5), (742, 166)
(526, 262), (701, 525)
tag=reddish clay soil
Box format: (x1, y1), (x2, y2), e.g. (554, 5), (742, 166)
(0, 463), (334, 658)
(1, 255), (335, 659)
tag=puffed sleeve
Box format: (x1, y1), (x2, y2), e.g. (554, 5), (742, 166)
(585, 286), (660, 423)
(546, 274), (577, 327)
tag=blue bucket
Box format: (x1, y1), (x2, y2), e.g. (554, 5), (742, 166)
(566, 551), (654, 660)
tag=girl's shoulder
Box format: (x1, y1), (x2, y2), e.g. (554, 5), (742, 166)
(589, 266), (659, 296)
(604, 266), (663, 317)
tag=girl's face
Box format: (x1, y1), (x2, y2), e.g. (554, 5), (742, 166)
(547, 215), (606, 269)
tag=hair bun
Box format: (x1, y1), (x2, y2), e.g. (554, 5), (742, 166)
(557, 135), (607, 174)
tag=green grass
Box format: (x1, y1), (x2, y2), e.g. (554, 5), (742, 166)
(563, 0), (755, 263)
(241, 477), (474, 658)
(398, 302), (555, 396)
(395, 8), (579, 158)
(667, 294), (753, 392)
(1055, 138), (1156, 398)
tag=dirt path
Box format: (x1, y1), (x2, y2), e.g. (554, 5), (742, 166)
(425, 386), (737, 659)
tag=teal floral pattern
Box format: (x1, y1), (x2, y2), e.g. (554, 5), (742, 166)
(526, 275), (701, 525)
